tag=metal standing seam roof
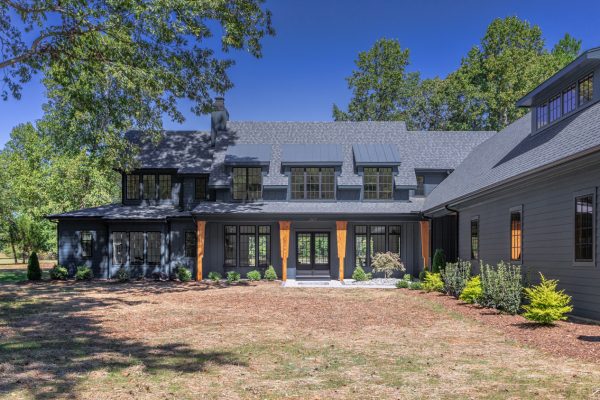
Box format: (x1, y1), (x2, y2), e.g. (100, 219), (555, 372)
(352, 144), (402, 165)
(224, 144), (272, 165)
(281, 144), (344, 165)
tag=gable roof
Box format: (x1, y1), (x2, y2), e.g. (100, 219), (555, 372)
(424, 101), (600, 213)
(281, 144), (344, 165)
(352, 144), (402, 166)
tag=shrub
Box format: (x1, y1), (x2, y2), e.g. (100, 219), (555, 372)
(409, 281), (422, 290)
(480, 261), (522, 314)
(396, 280), (409, 289)
(431, 249), (446, 273)
(176, 265), (192, 282)
(352, 266), (370, 281)
(418, 270), (426, 281)
(115, 267), (130, 282)
(264, 265), (277, 281)
(459, 276), (483, 304)
(371, 252), (405, 278)
(75, 266), (93, 281)
(441, 260), (471, 297)
(403, 273), (412, 281)
(227, 271), (241, 283)
(522, 274), (573, 324)
(207, 271), (222, 282)
(246, 270), (261, 281)
(422, 272), (444, 292)
(49, 265), (68, 280)
(27, 252), (42, 281)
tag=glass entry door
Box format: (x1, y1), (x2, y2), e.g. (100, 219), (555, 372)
(296, 232), (330, 277)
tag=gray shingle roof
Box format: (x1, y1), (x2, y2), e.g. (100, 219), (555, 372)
(424, 101), (600, 212)
(281, 144), (344, 165)
(47, 204), (191, 220)
(352, 144), (401, 165)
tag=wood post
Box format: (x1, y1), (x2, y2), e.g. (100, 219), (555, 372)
(419, 220), (431, 270)
(279, 221), (291, 281)
(336, 221), (348, 281)
(196, 220), (206, 281)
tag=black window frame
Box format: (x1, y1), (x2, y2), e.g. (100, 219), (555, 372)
(363, 167), (393, 200)
(354, 225), (402, 268)
(574, 191), (595, 265)
(80, 231), (93, 259)
(290, 167), (336, 200)
(223, 224), (271, 268)
(232, 167), (262, 201)
(415, 175), (425, 196)
(509, 207), (523, 263)
(142, 174), (157, 200)
(129, 231), (145, 265)
(126, 174), (140, 200)
(549, 93), (561, 123)
(195, 176), (208, 201)
(112, 232), (128, 265)
(224, 225), (238, 267)
(185, 231), (197, 258)
(579, 73), (594, 106)
(146, 232), (161, 265)
(563, 84), (576, 115)
(470, 218), (479, 260)
(536, 103), (548, 130)
(158, 175), (172, 201)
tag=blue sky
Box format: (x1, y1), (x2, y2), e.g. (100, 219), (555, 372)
(1, 0), (600, 147)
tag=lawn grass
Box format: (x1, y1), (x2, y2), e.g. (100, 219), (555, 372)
(0, 280), (599, 399)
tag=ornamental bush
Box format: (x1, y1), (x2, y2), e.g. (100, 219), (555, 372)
(480, 261), (522, 314)
(207, 271), (222, 282)
(27, 252), (42, 281)
(352, 266), (371, 281)
(522, 274), (573, 324)
(409, 281), (422, 290)
(402, 273), (412, 281)
(396, 280), (409, 289)
(441, 259), (471, 297)
(176, 265), (192, 282)
(459, 276), (483, 304)
(422, 272), (444, 292)
(264, 265), (277, 281)
(227, 271), (241, 283)
(75, 266), (93, 281)
(115, 266), (130, 282)
(371, 252), (405, 278)
(246, 270), (261, 281)
(49, 265), (68, 280)
(431, 249), (446, 273)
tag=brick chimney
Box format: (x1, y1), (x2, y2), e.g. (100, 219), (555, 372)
(210, 97), (229, 147)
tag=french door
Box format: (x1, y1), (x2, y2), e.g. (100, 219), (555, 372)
(296, 232), (330, 277)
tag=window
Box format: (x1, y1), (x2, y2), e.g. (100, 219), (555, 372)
(232, 167), (262, 200)
(290, 167), (335, 200)
(146, 232), (161, 265)
(195, 176), (208, 201)
(143, 174), (156, 200)
(258, 226), (271, 266)
(185, 232), (196, 258)
(239, 226), (257, 267)
(355, 226), (368, 268)
(415, 175), (425, 196)
(536, 103), (548, 129)
(363, 168), (393, 200)
(112, 232), (127, 265)
(159, 175), (171, 200)
(470, 219), (479, 260)
(223, 225), (271, 268)
(80, 231), (92, 258)
(126, 175), (140, 200)
(579, 73), (594, 105)
(354, 225), (401, 268)
(224, 225), (237, 266)
(130, 232), (144, 265)
(549, 94), (561, 122)
(563, 84), (576, 114)
(388, 226), (401, 257)
(575, 194), (594, 262)
(510, 209), (522, 262)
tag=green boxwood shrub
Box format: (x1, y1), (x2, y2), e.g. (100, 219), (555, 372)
(422, 272), (444, 292)
(264, 265), (277, 281)
(431, 249), (446, 273)
(75, 266), (93, 281)
(177, 265), (192, 282)
(396, 280), (409, 289)
(459, 276), (483, 304)
(402, 274), (412, 281)
(352, 266), (371, 281)
(207, 271), (222, 282)
(27, 252), (42, 281)
(418, 270), (427, 281)
(522, 274), (573, 324)
(227, 271), (241, 283)
(246, 270), (261, 281)
(49, 265), (68, 280)
(480, 261), (522, 314)
(441, 259), (471, 297)
(409, 281), (422, 290)
(115, 267), (130, 282)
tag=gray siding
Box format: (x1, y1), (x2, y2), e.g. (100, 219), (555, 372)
(456, 154), (600, 320)
(58, 220), (109, 277)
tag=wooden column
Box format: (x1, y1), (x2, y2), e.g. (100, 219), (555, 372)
(279, 221), (291, 281)
(336, 221), (348, 281)
(419, 220), (431, 271)
(196, 220), (206, 281)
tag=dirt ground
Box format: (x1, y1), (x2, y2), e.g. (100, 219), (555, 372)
(1, 278), (600, 399)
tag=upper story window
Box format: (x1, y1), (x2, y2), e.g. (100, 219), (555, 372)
(232, 167), (262, 201)
(536, 102), (548, 129)
(579, 73), (594, 105)
(549, 94), (561, 123)
(126, 173), (172, 202)
(415, 175), (425, 196)
(126, 175), (140, 200)
(363, 167), (393, 200)
(290, 167), (335, 200)
(143, 174), (156, 200)
(195, 176), (208, 201)
(158, 175), (171, 200)
(563, 84), (576, 114)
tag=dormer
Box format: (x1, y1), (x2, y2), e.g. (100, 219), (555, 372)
(517, 47), (600, 134)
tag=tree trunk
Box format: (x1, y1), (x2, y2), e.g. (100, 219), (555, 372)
(10, 239), (17, 264)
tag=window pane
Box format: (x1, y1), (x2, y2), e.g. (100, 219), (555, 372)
(355, 233), (367, 268)
(143, 175), (156, 200)
(147, 232), (161, 265)
(415, 175), (425, 196)
(549, 94), (561, 122)
(563, 85), (576, 114)
(159, 175), (171, 200)
(247, 168), (262, 200)
(291, 168), (305, 199)
(306, 168), (320, 199)
(536, 104), (548, 129)
(379, 168), (393, 200)
(81, 231), (92, 258)
(314, 233), (329, 265)
(195, 176), (208, 201)
(388, 226), (401, 258)
(363, 168), (378, 199)
(297, 233), (311, 265)
(126, 175), (140, 200)
(239, 226), (256, 267)
(471, 219), (479, 260)
(510, 212), (522, 261)
(185, 232), (196, 258)
(130, 232), (144, 264)
(579, 73), (594, 105)
(321, 168), (335, 199)
(112, 232), (127, 265)
(224, 225), (237, 266)
(232, 168), (247, 200)
(575, 195), (594, 261)
(370, 226), (386, 263)
(364, 168), (393, 200)
(258, 225), (271, 266)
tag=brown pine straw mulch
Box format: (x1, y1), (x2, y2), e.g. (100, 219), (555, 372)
(413, 290), (600, 362)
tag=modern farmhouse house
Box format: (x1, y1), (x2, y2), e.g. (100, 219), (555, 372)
(50, 46), (600, 319)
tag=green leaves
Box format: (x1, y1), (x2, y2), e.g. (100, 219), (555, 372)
(523, 274), (573, 325)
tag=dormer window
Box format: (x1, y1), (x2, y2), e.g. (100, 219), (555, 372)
(536, 102), (548, 129)
(563, 84), (576, 114)
(232, 167), (262, 201)
(363, 167), (393, 200)
(579, 73), (594, 105)
(290, 167), (335, 200)
(126, 175), (140, 200)
(549, 94), (561, 123)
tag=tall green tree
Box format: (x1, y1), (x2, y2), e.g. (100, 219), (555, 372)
(0, 0), (274, 168)
(333, 38), (420, 122)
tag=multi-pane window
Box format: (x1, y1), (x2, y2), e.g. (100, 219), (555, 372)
(536, 103), (548, 129)
(549, 94), (561, 122)
(112, 232), (127, 265)
(258, 226), (271, 266)
(224, 225), (271, 267)
(239, 226), (257, 267)
(575, 194), (594, 262)
(354, 225), (401, 268)
(510, 210), (522, 262)
(130, 232), (144, 264)
(415, 175), (425, 196)
(355, 226), (368, 268)
(185, 232), (196, 258)
(232, 167), (262, 200)
(224, 225), (237, 266)
(195, 176), (208, 201)
(388, 226), (401, 257)
(290, 167), (335, 200)
(563, 85), (576, 114)
(579, 73), (594, 105)
(143, 174), (156, 200)
(159, 175), (171, 200)
(363, 168), (393, 200)
(80, 231), (92, 258)
(146, 232), (161, 265)
(126, 175), (140, 200)
(470, 219), (479, 260)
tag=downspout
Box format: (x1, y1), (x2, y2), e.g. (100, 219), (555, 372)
(444, 204), (460, 262)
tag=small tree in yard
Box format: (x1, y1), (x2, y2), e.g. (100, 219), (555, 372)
(371, 252), (405, 278)
(523, 274), (573, 324)
(431, 249), (446, 273)
(27, 252), (42, 281)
